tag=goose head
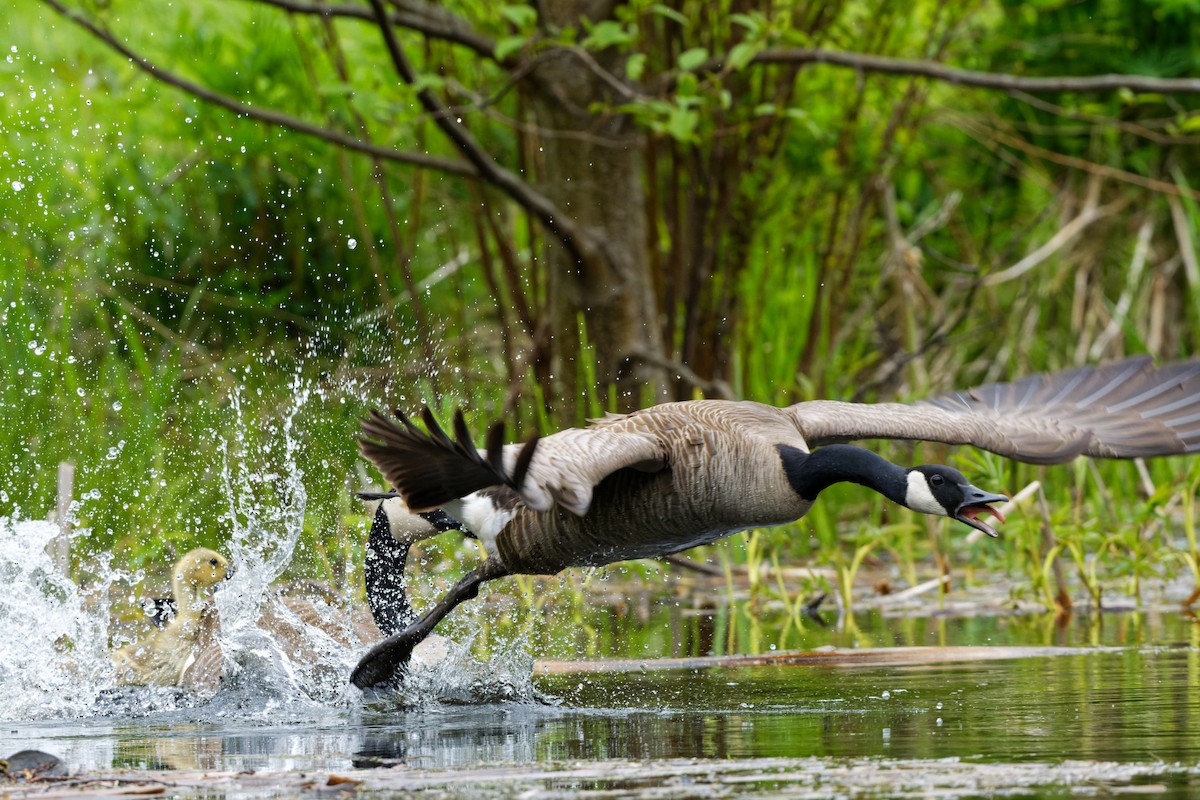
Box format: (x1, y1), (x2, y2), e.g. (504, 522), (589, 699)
(172, 548), (234, 607)
(904, 466), (1007, 537)
(778, 445), (1008, 537)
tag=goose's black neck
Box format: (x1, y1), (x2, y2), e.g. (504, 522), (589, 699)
(365, 503), (414, 636)
(777, 444), (908, 505)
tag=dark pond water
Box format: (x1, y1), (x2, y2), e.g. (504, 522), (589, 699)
(3, 603), (1199, 798)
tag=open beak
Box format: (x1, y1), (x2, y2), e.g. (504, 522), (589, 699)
(954, 485), (1008, 538)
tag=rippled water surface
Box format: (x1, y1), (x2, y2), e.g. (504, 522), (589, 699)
(7, 642), (1198, 770)
(1, 552), (1198, 799)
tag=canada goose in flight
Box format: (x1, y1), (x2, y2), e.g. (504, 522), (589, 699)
(350, 356), (1200, 688)
(113, 548), (233, 690)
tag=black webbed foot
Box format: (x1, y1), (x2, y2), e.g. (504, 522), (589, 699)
(351, 622), (425, 689)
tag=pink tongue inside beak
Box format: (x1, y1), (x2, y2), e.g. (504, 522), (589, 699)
(963, 505), (1005, 524)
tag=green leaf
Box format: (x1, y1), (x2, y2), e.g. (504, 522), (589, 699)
(1178, 114), (1200, 134)
(625, 52), (647, 81)
(649, 3), (690, 26)
(730, 13), (761, 34)
(494, 35), (527, 61)
(727, 41), (760, 71)
(675, 72), (698, 97)
(581, 19), (636, 50)
(677, 47), (709, 71)
(500, 4), (538, 30)
(664, 105), (699, 143)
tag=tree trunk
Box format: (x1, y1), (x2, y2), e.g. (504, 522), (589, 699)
(529, 1), (667, 418)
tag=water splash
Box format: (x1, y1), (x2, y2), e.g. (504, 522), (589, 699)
(0, 517), (119, 718)
(0, 361), (544, 724)
(208, 372), (365, 710)
(220, 374), (310, 606)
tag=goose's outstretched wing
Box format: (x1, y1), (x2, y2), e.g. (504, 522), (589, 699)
(359, 409), (667, 515)
(790, 357), (1200, 463)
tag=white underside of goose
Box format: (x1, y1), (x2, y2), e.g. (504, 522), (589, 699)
(452, 493), (515, 558)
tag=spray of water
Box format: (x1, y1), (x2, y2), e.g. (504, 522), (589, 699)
(0, 517), (119, 717)
(0, 361), (542, 724)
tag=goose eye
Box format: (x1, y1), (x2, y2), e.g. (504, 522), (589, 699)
(930, 474), (945, 487)
(209, 558), (219, 566)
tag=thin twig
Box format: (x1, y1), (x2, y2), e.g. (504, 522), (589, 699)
(116, 272), (318, 331)
(243, 0), (500, 60)
(1036, 483), (1071, 611)
(629, 348), (736, 399)
(985, 197), (1129, 286)
(94, 284), (235, 388)
(557, 45), (643, 102)
(1008, 90), (1200, 146)
(954, 114), (1200, 200)
(1089, 216), (1153, 359)
(1166, 190), (1200, 322)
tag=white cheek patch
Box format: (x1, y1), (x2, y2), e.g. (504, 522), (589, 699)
(459, 493), (516, 557)
(905, 471), (947, 516)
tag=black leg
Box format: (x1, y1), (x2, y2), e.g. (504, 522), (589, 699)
(351, 557), (510, 689)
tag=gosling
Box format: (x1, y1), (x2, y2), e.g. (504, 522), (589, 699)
(112, 548), (232, 690)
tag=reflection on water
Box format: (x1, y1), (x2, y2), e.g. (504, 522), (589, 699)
(1, 638), (1198, 775)
(540, 647), (1200, 764)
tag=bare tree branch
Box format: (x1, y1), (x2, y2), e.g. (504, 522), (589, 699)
(984, 197), (1128, 286)
(40, 0), (477, 178)
(746, 47), (1200, 95)
(243, 0), (501, 62)
(366, 0), (596, 267)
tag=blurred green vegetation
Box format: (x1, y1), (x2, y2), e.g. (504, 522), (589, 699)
(1, 0), (1199, 622)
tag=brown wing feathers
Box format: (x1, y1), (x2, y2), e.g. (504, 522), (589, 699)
(359, 408), (538, 511)
(920, 357), (1200, 461)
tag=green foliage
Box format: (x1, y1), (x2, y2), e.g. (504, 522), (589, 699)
(580, 19), (637, 50)
(2, 0), (1200, 617)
